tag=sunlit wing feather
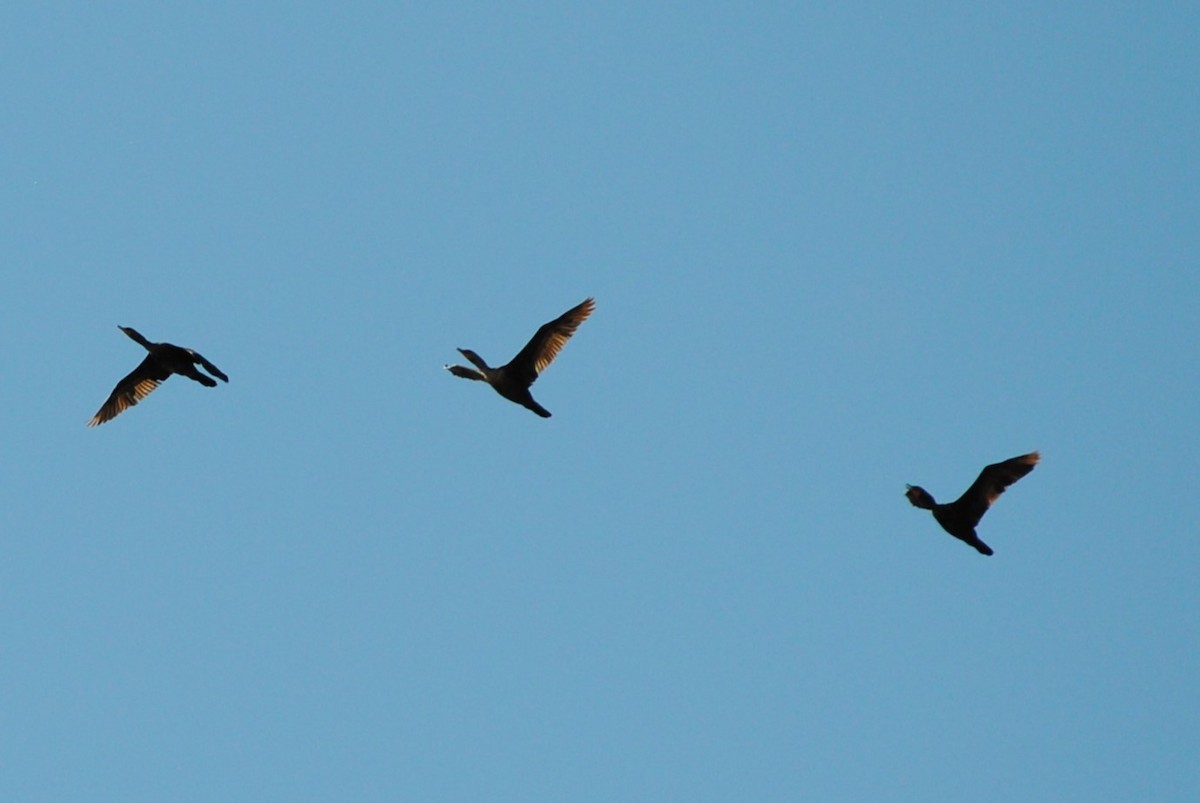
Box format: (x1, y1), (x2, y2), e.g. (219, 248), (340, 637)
(87, 356), (170, 427)
(953, 451), (1040, 527)
(509, 297), (595, 380)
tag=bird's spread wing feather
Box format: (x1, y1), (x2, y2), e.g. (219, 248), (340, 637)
(953, 451), (1039, 527)
(506, 297), (595, 383)
(87, 356), (169, 426)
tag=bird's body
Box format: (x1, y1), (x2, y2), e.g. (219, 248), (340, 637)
(88, 326), (228, 426)
(445, 297), (594, 418)
(905, 451), (1039, 555)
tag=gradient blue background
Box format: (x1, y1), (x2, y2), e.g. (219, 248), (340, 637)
(3, 4), (1197, 800)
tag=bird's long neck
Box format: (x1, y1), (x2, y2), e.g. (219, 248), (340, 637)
(121, 327), (154, 351)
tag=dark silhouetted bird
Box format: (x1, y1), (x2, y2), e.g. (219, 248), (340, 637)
(905, 451), (1039, 555)
(88, 326), (228, 427)
(445, 297), (594, 418)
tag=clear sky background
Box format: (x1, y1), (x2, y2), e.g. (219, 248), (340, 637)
(2, 4), (1197, 800)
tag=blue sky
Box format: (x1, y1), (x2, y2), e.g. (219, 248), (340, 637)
(2, 3), (1197, 800)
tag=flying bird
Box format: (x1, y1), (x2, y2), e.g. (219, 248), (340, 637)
(88, 326), (228, 427)
(905, 451), (1039, 555)
(445, 297), (594, 418)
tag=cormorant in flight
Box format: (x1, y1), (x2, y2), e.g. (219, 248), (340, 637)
(905, 451), (1039, 555)
(88, 326), (228, 426)
(445, 298), (594, 418)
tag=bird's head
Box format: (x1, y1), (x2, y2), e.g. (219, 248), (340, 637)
(904, 485), (936, 510)
(117, 326), (151, 347)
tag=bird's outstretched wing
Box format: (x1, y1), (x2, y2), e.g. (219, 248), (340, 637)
(506, 297), (595, 385)
(189, 350), (228, 383)
(953, 451), (1040, 527)
(88, 355), (171, 426)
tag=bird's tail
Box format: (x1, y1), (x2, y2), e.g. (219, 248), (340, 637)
(526, 400), (551, 418)
(969, 537), (994, 556)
